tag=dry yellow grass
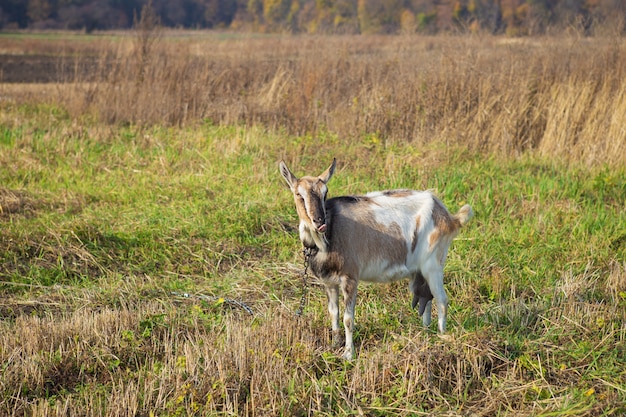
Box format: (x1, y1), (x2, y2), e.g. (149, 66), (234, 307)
(2, 33), (625, 166)
(2, 270), (624, 415)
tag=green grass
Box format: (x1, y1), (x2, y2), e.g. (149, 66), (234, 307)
(1, 102), (625, 415)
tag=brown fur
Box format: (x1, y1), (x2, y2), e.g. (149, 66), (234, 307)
(383, 190), (414, 198)
(310, 199), (408, 281)
(293, 178), (327, 226)
(428, 198), (461, 250)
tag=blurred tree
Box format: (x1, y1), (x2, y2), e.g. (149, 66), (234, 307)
(400, 8), (417, 33)
(285, 0), (300, 31)
(247, 0), (263, 18)
(452, 0), (469, 26)
(332, 0), (358, 32)
(154, 0), (186, 26)
(204, 0), (238, 27)
(110, 0), (142, 23)
(524, 0), (558, 34)
(0, 0), (29, 28)
(27, 0), (52, 22)
(0, 0), (624, 34)
(416, 10), (437, 32)
(553, 0), (589, 32)
(357, 0), (373, 32)
(358, 0), (403, 33)
(263, 0), (291, 25)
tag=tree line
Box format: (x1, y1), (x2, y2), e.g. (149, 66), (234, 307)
(1, 0), (624, 35)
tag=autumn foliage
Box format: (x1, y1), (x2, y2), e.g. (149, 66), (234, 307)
(2, 0), (625, 35)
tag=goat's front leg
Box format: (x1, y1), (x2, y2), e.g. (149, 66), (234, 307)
(325, 284), (342, 348)
(341, 276), (358, 360)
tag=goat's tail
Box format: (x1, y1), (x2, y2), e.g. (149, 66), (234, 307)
(455, 204), (474, 226)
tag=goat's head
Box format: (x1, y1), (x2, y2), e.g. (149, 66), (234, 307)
(279, 159), (336, 234)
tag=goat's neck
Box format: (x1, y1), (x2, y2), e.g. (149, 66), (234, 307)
(299, 221), (328, 252)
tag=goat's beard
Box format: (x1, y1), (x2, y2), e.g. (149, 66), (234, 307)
(300, 220), (330, 251)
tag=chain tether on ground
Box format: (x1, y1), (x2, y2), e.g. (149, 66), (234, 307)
(296, 247), (313, 316)
(171, 291), (254, 315)
(0, 281), (255, 316)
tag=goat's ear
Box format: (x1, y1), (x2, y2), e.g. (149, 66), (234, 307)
(279, 160), (297, 189)
(320, 158), (336, 184)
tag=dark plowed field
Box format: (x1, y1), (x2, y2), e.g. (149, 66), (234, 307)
(0, 54), (98, 83)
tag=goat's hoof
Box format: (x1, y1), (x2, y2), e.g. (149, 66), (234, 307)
(331, 335), (345, 349)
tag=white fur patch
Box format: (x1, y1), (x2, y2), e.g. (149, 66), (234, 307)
(297, 185), (309, 200)
(366, 191), (435, 245)
(360, 261), (411, 283)
(298, 184), (315, 220)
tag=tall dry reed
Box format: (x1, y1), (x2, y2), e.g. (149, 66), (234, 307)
(59, 34), (626, 166)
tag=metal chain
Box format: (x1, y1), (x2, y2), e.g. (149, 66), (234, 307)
(295, 247), (312, 316)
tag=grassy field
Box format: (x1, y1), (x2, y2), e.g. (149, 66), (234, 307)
(0, 32), (625, 416)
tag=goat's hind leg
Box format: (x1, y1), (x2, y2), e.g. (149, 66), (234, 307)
(421, 266), (448, 333)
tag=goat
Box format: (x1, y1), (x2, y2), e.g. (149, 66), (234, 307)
(279, 158), (473, 360)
